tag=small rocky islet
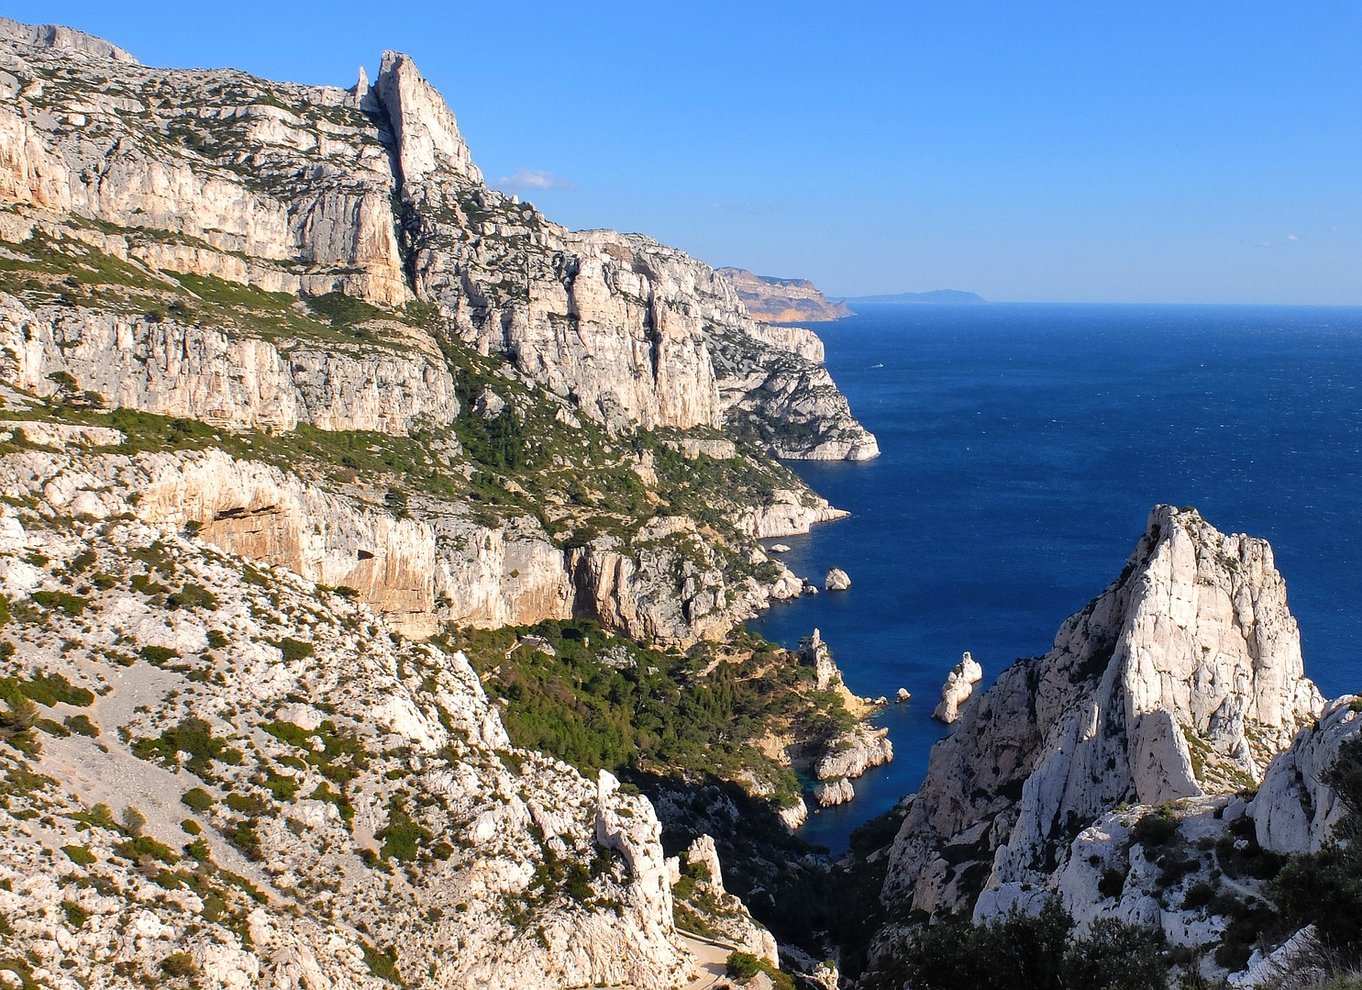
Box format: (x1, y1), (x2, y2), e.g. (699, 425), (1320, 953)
(0, 16), (1358, 990)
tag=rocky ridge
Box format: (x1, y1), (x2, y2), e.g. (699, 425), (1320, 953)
(0, 18), (888, 989)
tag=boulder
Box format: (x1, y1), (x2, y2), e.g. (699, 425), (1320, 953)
(824, 567), (851, 591)
(813, 779), (855, 807)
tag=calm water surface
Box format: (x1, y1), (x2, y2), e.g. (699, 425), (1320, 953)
(748, 302), (1362, 852)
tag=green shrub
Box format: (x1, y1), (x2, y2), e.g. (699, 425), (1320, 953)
(61, 900), (88, 928)
(361, 943), (403, 985)
(133, 719), (241, 776)
(159, 952), (196, 978)
(180, 787), (214, 811)
(63, 714), (99, 737)
(903, 898), (1166, 990)
(60, 844), (95, 866)
(1132, 806), (1181, 848)
(1182, 880), (1216, 910)
(726, 952), (762, 981)
(272, 637), (314, 662)
(138, 645), (179, 664)
(379, 799), (430, 863)
(167, 583), (217, 610)
(114, 835), (178, 864)
(29, 590), (88, 616)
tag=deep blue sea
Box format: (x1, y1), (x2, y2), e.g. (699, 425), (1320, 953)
(748, 302), (1362, 853)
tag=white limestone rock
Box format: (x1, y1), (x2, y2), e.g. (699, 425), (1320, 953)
(1251, 695), (1362, 853)
(0, 486), (691, 990)
(814, 778), (855, 807)
(932, 652), (983, 724)
(814, 727), (894, 782)
(674, 835), (779, 966)
(738, 489), (849, 539)
(824, 567), (851, 591)
(879, 506), (1324, 923)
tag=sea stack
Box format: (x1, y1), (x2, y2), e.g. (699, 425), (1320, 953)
(932, 651), (983, 723)
(824, 567), (852, 591)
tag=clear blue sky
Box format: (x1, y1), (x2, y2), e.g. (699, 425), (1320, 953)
(10, 2), (1362, 303)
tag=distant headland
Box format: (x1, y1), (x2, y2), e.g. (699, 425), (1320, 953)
(845, 289), (986, 305)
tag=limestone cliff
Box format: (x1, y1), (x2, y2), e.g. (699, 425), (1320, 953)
(878, 506), (1323, 923)
(1251, 694), (1362, 854)
(0, 23), (875, 460)
(0, 19), (877, 649)
(716, 267), (853, 324)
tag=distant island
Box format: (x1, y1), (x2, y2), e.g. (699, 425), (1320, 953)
(845, 289), (986, 305)
(718, 267), (854, 323)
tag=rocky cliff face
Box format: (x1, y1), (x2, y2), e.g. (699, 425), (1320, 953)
(878, 506), (1323, 923)
(716, 268), (853, 324)
(1251, 694), (1361, 854)
(0, 23), (875, 461)
(0, 20), (877, 650)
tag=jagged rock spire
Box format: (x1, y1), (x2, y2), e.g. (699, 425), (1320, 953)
(879, 505), (1324, 920)
(372, 50), (483, 186)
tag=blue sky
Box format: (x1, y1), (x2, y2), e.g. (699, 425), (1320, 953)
(10, 2), (1362, 303)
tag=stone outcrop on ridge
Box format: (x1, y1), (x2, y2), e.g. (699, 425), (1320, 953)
(932, 651), (983, 724)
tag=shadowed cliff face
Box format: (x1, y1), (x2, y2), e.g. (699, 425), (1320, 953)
(877, 506), (1323, 924)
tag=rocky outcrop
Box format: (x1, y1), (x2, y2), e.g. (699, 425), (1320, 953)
(0, 446), (814, 648)
(814, 726), (894, 783)
(1251, 695), (1362, 853)
(737, 488), (849, 539)
(824, 567), (851, 591)
(671, 835), (779, 965)
(932, 651), (983, 724)
(798, 628), (843, 691)
(716, 267), (853, 324)
(0, 295), (458, 434)
(0, 15), (137, 63)
(879, 506), (1324, 923)
(567, 520), (802, 648)
(813, 778), (856, 807)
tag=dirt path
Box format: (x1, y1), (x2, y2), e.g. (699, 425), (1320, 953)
(679, 932), (733, 990)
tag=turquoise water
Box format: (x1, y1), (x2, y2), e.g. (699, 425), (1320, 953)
(749, 302), (1362, 852)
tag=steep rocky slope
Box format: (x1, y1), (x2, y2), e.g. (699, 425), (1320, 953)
(861, 506), (1337, 982)
(715, 268), (853, 324)
(0, 17), (885, 989)
(0, 439), (699, 990)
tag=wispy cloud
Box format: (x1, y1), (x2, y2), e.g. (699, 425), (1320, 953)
(495, 168), (576, 193)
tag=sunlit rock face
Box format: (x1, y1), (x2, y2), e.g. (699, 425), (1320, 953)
(880, 506), (1323, 921)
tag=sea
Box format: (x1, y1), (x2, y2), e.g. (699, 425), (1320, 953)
(747, 302), (1362, 853)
